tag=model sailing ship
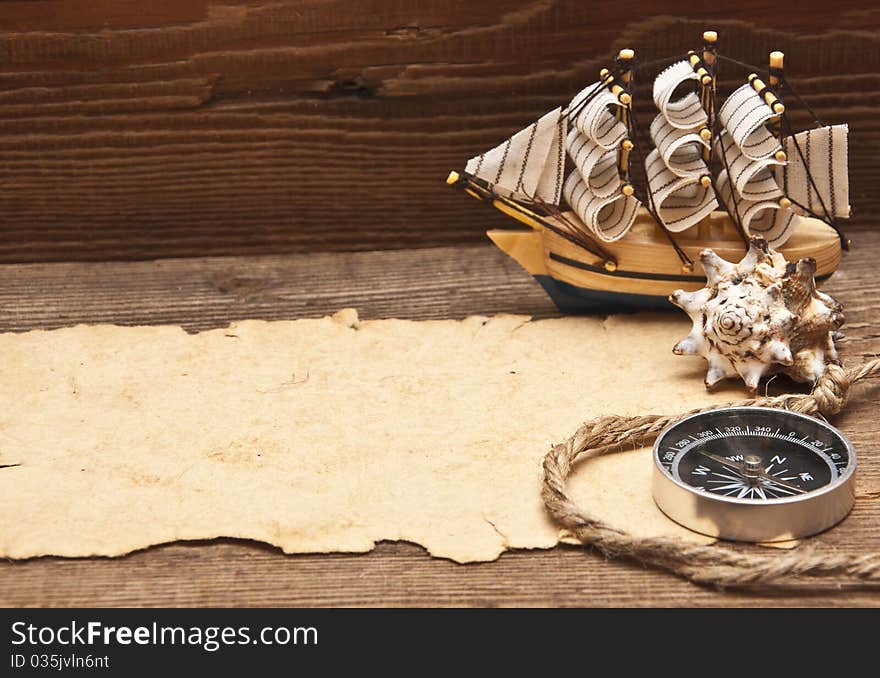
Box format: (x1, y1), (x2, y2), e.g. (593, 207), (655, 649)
(446, 32), (850, 312)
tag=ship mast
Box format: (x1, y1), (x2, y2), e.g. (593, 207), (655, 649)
(694, 31), (717, 240)
(614, 49), (636, 201)
(765, 51), (793, 215)
(698, 29), (716, 155)
(767, 50), (785, 143)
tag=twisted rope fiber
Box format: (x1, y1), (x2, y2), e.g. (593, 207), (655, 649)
(541, 359), (880, 589)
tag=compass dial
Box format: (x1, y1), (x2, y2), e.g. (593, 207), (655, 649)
(652, 407), (856, 541)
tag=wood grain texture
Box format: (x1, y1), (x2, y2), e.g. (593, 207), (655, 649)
(0, 236), (878, 607)
(0, 1), (878, 262)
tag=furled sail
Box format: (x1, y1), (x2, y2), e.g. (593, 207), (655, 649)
(645, 149), (717, 232)
(645, 60), (717, 231)
(650, 115), (710, 178)
(566, 128), (621, 198)
(716, 168), (799, 246)
(464, 107), (567, 204)
(711, 80), (853, 247)
(559, 81), (641, 241)
(562, 172), (640, 241)
(714, 131), (783, 200)
(653, 60), (708, 129)
(711, 80), (802, 247)
(716, 84), (780, 161)
(775, 125), (850, 220)
(569, 83), (628, 149)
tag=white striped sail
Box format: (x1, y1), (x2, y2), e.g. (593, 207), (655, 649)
(650, 114), (710, 178)
(566, 128), (621, 198)
(562, 172), (640, 242)
(568, 82), (628, 149)
(465, 107), (567, 204)
(716, 169), (799, 247)
(714, 131), (783, 201)
(653, 60), (708, 129)
(775, 125), (850, 220)
(712, 83), (798, 246)
(646, 61), (716, 230)
(644, 149), (716, 232)
(712, 88), (850, 247)
(558, 80), (640, 241)
(716, 84), (780, 161)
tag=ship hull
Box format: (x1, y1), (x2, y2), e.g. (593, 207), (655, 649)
(533, 272), (833, 314)
(489, 208), (842, 314)
(533, 275), (677, 313)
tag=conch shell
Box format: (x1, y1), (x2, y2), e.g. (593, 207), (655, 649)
(670, 237), (844, 391)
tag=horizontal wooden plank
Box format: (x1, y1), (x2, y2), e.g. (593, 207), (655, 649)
(0, 1), (877, 261)
(0, 235), (879, 606)
(5, 539), (880, 608)
(0, 244), (558, 332)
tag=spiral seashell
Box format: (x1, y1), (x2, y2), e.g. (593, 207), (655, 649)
(670, 237), (844, 391)
(712, 306), (752, 343)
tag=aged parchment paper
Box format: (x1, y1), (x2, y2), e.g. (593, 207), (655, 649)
(0, 310), (742, 563)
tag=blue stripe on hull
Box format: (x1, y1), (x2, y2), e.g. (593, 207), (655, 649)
(534, 275), (676, 314)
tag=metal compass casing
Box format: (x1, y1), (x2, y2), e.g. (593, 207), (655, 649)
(652, 407), (856, 542)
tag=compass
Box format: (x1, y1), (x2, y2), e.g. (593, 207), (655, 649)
(652, 406), (856, 542)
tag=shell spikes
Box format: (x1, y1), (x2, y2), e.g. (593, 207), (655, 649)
(669, 237), (844, 392)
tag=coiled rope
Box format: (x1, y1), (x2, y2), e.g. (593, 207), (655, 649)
(542, 359), (880, 590)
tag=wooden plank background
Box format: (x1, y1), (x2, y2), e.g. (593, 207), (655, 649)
(0, 0), (878, 262)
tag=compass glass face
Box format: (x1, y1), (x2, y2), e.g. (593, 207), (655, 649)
(655, 408), (852, 502)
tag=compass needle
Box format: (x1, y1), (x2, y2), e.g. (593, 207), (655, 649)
(710, 472), (744, 482)
(708, 483), (746, 493)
